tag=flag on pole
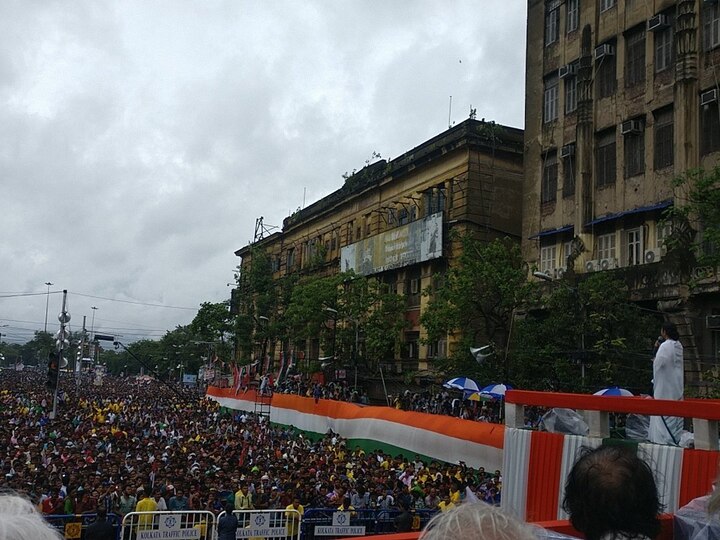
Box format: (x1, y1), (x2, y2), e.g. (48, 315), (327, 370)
(235, 366), (245, 395)
(287, 350), (295, 372)
(241, 366), (250, 390)
(276, 351), (285, 384)
(263, 354), (271, 375)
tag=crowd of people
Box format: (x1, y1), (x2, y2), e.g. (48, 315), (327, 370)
(268, 375), (543, 427)
(0, 333), (711, 540)
(274, 377), (370, 405)
(0, 369), (502, 529)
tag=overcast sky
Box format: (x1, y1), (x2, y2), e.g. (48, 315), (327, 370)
(0, 1), (527, 345)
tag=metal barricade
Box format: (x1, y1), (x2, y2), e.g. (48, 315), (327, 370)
(217, 508), (302, 540)
(121, 510), (216, 540)
(44, 512), (122, 540)
(301, 507), (438, 539)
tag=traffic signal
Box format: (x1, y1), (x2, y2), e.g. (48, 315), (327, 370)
(47, 351), (59, 389)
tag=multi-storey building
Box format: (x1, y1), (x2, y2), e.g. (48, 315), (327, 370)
(236, 118), (523, 372)
(523, 0), (720, 387)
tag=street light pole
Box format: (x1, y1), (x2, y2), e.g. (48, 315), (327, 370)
(90, 306), (99, 365)
(90, 306), (98, 340)
(44, 282), (53, 333)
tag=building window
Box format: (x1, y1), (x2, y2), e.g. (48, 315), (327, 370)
(625, 227), (644, 266)
(654, 107), (674, 169)
(544, 75), (559, 123)
(398, 208), (409, 225)
(701, 98), (720, 155)
(565, 71), (578, 114)
(545, 1), (560, 45)
(423, 184), (446, 216)
(596, 233), (617, 261)
(542, 152), (558, 204)
(540, 245), (557, 273)
(567, 0), (579, 33)
(387, 208), (397, 227)
(623, 122), (645, 178)
(427, 339), (447, 359)
(625, 27), (646, 87)
(596, 129), (617, 188)
(600, 0), (615, 13)
(286, 247), (296, 269)
(596, 43), (617, 98)
(704, 3), (720, 51)
(563, 152), (576, 197)
(655, 26), (673, 72)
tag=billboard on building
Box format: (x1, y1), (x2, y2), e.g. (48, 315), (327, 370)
(340, 212), (443, 275)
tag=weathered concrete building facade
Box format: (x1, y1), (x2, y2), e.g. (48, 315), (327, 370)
(523, 0), (720, 387)
(237, 119), (523, 372)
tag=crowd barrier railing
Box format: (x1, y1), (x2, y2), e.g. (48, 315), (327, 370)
(301, 507), (437, 539)
(216, 508), (301, 539)
(121, 510), (216, 540)
(502, 389), (720, 523)
(505, 389), (720, 449)
(43, 512), (122, 539)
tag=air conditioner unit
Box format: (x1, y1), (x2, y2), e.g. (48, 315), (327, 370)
(599, 258), (618, 270)
(644, 248), (663, 264)
(647, 14), (669, 32)
(558, 64), (577, 79)
(561, 143), (576, 158)
(707, 315), (720, 329)
(621, 119), (643, 135)
(585, 260), (599, 272)
(594, 44), (615, 61)
(701, 89), (718, 106)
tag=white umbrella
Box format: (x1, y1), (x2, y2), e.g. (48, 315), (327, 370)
(443, 377), (481, 393)
(593, 386), (634, 397)
(479, 383), (513, 399)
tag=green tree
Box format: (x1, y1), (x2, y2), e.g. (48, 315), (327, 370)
(664, 167), (720, 268)
(282, 273), (341, 353)
(420, 234), (537, 381)
(363, 282), (407, 369)
(19, 331), (55, 366)
(512, 272), (657, 393)
(233, 247), (285, 364)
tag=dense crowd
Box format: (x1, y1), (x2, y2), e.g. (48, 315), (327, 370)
(274, 377), (370, 405)
(0, 369), (502, 525)
(273, 376), (545, 428)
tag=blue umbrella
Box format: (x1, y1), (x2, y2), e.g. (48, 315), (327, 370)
(443, 377), (480, 393)
(593, 386), (633, 397)
(479, 383), (513, 399)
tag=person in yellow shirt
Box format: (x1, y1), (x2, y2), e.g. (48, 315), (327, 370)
(437, 495), (455, 513)
(285, 496), (304, 537)
(135, 488), (158, 531)
(234, 484), (253, 510)
(449, 480), (462, 504)
(337, 496), (356, 517)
